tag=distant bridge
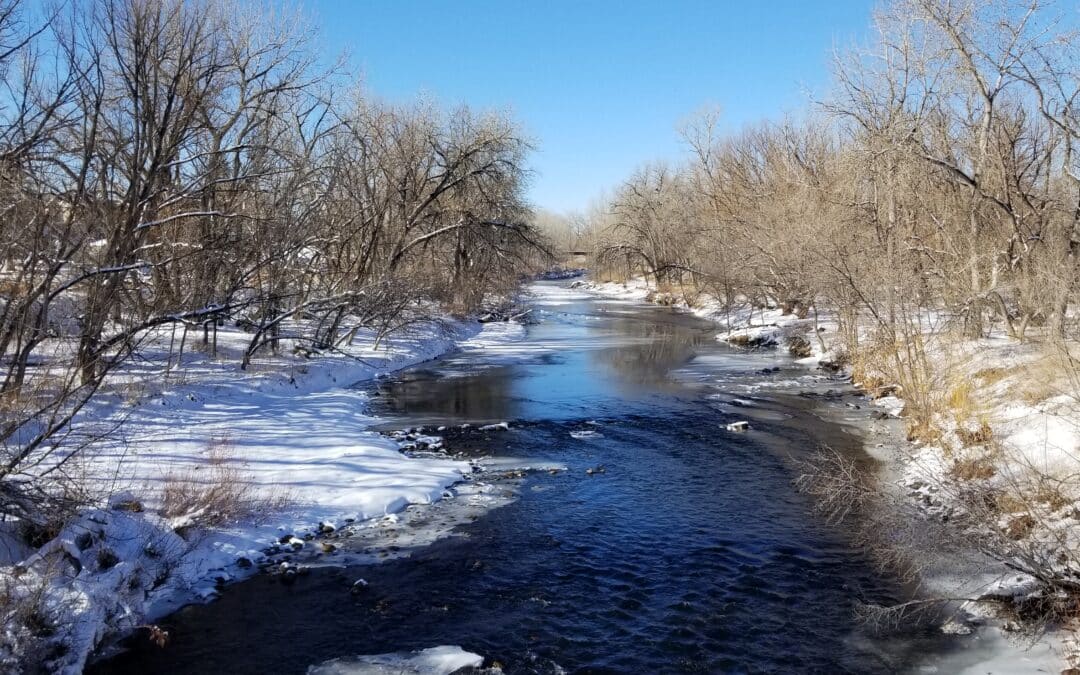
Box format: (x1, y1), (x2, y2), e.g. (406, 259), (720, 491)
(560, 250), (590, 263)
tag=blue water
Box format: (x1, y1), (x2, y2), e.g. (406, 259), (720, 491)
(91, 283), (960, 674)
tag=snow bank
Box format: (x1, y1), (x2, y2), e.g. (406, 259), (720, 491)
(0, 318), (527, 673)
(573, 278), (652, 302)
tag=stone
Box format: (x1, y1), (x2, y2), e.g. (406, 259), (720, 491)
(97, 549), (119, 570)
(75, 532), (94, 551)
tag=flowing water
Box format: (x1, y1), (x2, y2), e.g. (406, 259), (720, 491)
(92, 282), (967, 674)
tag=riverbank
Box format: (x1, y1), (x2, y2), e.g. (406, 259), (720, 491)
(0, 316), (530, 673)
(578, 277), (1075, 673)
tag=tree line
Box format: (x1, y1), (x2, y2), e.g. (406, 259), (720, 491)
(0, 0), (541, 522)
(594, 0), (1080, 431)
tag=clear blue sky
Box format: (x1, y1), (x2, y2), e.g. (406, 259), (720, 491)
(309, 0), (878, 214)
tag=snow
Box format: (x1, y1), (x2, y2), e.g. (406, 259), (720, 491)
(575, 278), (651, 303)
(529, 282), (595, 306)
(915, 628), (1064, 674)
(873, 395), (905, 418)
(569, 429), (602, 440)
(307, 645), (484, 675)
(0, 316), (527, 673)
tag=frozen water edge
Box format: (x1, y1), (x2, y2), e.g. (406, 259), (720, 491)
(0, 318), (537, 674)
(307, 645), (484, 675)
(256, 455), (567, 574)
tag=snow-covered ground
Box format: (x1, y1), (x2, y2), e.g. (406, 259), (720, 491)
(0, 316), (531, 673)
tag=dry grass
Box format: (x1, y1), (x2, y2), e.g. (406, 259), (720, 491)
(956, 420), (994, 447)
(1033, 483), (1071, 512)
(0, 560), (70, 670)
(1015, 354), (1063, 405)
(992, 490), (1029, 514)
(1, 574), (54, 638)
(851, 355), (889, 392)
(942, 377), (997, 450)
(727, 334), (752, 347)
(994, 472), (1075, 514)
(160, 438), (289, 528)
(949, 456), (997, 480)
(945, 379), (975, 417)
(906, 418), (943, 444)
(851, 329), (904, 380)
(1019, 380), (1059, 405)
(797, 444), (1080, 639)
(1005, 514), (1037, 540)
(645, 289), (679, 306)
(973, 366), (1009, 386)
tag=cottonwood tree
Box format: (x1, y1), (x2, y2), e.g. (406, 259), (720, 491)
(598, 162), (705, 287)
(0, 0), (541, 524)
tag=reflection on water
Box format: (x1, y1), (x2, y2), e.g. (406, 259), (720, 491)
(375, 365), (522, 422)
(369, 295), (717, 428)
(91, 282), (964, 674)
(593, 314), (707, 386)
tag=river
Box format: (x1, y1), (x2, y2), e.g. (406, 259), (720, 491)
(92, 282), (972, 674)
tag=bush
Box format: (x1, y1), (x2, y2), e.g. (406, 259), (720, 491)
(787, 335), (812, 358)
(949, 456), (996, 480)
(956, 421), (993, 447)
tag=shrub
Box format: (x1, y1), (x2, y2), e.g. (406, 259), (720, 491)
(787, 334), (813, 358)
(956, 421), (993, 447)
(949, 456), (996, 481)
